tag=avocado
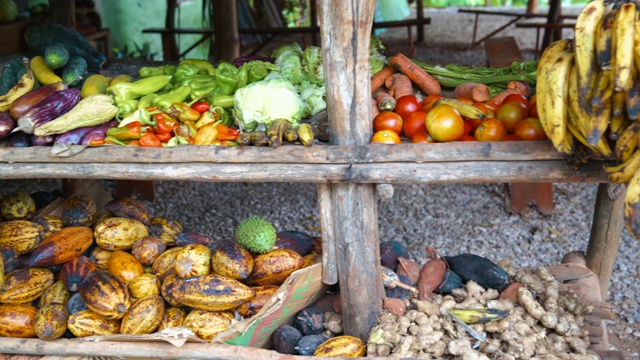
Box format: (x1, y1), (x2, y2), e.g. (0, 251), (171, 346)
(236, 216), (277, 253)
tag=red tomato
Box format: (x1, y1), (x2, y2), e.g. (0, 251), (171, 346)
(496, 101), (529, 133)
(395, 95), (422, 119)
(411, 130), (436, 143)
(528, 95), (539, 118)
(483, 100), (500, 114)
(474, 118), (507, 141)
(458, 134), (477, 141)
(371, 129), (402, 144)
(403, 111), (427, 139)
(501, 93), (529, 108)
(462, 119), (474, 135)
(514, 117), (548, 140)
(191, 100), (210, 113)
(373, 111), (403, 135)
(472, 102), (495, 118)
(421, 94), (443, 113)
(426, 104), (464, 142)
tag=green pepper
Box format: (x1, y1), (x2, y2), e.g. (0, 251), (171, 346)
(107, 121), (142, 141)
(214, 62), (240, 95)
(247, 61), (276, 83)
(190, 85), (218, 100)
(116, 99), (139, 120)
(139, 65), (176, 78)
(166, 135), (189, 146)
(180, 58), (215, 76)
(234, 62), (249, 91)
(211, 106), (231, 127)
(179, 74), (216, 87)
(210, 94), (235, 109)
(119, 108), (159, 128)
(172, 63), (200, 85)
(137, 93), (158, 110)
(109, 75), (172, 102)
(153, 85), (191, 109)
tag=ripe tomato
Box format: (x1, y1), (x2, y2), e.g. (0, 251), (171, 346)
(421, 94), (443, 113)
(463, 119), (474, 135)
(514, 117), (548, 140)
(474, 118), (507, 141)
(458, 134), (477, 141)
(501, 93), (529, 108)
(373, 111), (403, 135)
(191, 100), (210, 113)
(403, 111), (427, 139)
(483, 100), (500, 114)
(528, 95), (539, 118)
(411, 130), (436, 143)
(426, 104), (464, 142)
(394, 95), (422, 120)
(371, 129), (402, 144)
(496, 101), (529, 133)
(472, 102), (495, 118)
(503, 134), (524, 141)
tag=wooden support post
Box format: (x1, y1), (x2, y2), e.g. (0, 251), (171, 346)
(49, 0), (75, 28)
(213, 1), (239, 62)
(586, 183), (625, 300)
(163, 0), (179, 61)
(318, 0), (384, 339)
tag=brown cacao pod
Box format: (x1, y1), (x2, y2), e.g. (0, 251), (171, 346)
(313, 335), (366, 357)
(211, 240), (253, 281)
(28, 226), (93, 267)
(183, 309), (233, 342)
(0, 220), (44, 255)
(104, 197), (151, 225)
(302, 252), (322, 268)
(131, 236), (166, 266)
(94, 217), (149, 251)
(0, 267), (54, 303)
(151, 246), (182, 281)
(166, 274), (255, 311)
(274, 230), (315, 256)
(0, 245), (19, 274)
(148, 217), (183, 246)
(34, 303), (69, 340)
(0, 192), (36, 221)
(236, 285), (279, 318)
(158, 306), (187, 331)
(39, 279), (70, 307)
(246, 249), (304, 286)
(107, 250), (144, 285)
(31, 214), (64, 239)
(128, 273), (161, 299)
(90, 247), (113, 271)
(174, 244), (212, 278)
(67, 309), (120, 337)
(120, 295), (164, 335)
(60, 255), (96, 292)
(79, 270), (131, 319)
(61, 194), (97, 227)
(174, 228), (214, 247)
(160, 273), (185, 307)
(0, 303), (37, 338)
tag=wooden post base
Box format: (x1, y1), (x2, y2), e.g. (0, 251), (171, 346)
(506, 182), (554, 215)
(114, 180), (156, 201)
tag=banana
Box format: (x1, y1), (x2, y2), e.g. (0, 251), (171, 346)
(595, 8), (615, 69)
(237, 131), (269, 146)
(296, 123), (316, 147)
(607, 148), (640, 183)
(590, 68), (613, 107)
(624, 165), (640, 239)
(435, 98), (486, 120)
(574, 0), (605, 98)
(541, 47), (574, 152)
(625, 67), (640, 119)
(613, 2), (636, 92)
(537, 39), (571, 139)
(568, 65), (591, 138)
(284, 128), (299, 143)
(587, 95), (612, 146)
(448, 308), (509, 325)
(0, 58), (35, 112)
(615, 121), (640, 162)
(568, 107), (612, 158)
(609, 112), (630, 141)
(266, 118), (292, 148)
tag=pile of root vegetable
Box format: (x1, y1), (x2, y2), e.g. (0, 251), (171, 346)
(366, 256), (598, 359)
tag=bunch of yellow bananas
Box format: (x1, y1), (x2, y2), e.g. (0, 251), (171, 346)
(537, 0), (640, 239)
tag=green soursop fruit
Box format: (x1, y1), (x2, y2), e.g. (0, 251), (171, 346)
(236, 216), (277, 254)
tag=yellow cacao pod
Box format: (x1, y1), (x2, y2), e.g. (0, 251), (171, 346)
(94, 217), (149, 251)
(183, 309), (233, 342)
(120, 295), (164, 335)
(67, 310), (121, 337)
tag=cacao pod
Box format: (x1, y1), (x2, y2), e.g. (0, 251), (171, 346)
(107, 250), (144, 285)
(174, 243), (212, 278)
(120, 295), (164, 334)
(94, 217), (149, 251)
(183, 309), (233, 342)
(165, 273), (255, 311)
(34, 303), (69, 340)
(0, 220), (44, 254)
(148, 216), (183, 246)
(28, 226), (93, 267)
(0, 303), (37, 338)
(211, 240), (253, 281)
(67, 309), (120, 337)
(246, 248), (304, 286)
(61, 194), (97, 227)
(0, 267), (54, 303)
(79, 270), (131, 319)
(104, 197), (151, 225)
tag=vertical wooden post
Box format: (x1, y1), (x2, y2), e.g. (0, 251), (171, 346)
(49, 0), (75, 28)
(586, 183), (625, 300)
(317, 0), (384, 340)
(213, 1), (239, 62)
(163, 0), (179, 61)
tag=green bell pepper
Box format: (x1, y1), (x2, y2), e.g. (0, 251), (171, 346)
(234, 62), (249, 91)
(247, 61), (277, 83)
(137, 93), (158, 110)
(153, 85), (191, 109)
(214, 62), (240, 95)
(116, 99), (139, 120)
(139, 65), (176, 78)
(172, 63), (200, 85)
(180, 58), (215, 76)
(109, 75), (172, 102)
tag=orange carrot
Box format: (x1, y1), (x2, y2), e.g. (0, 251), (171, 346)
(489, 81), (530, 105)
(385, 73), (413, 100)
(371, 98), (380, 118)
(371, 65), (396, 93)
(388, 53), (441, 95)
(452, 82), (490, 103)
(374, 89), (396, 111)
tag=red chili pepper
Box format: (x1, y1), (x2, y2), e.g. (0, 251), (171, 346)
(155, 132), (173, 142)
(214, 122), (239, 141)
(139, 132), (163, 147)
(155, 114), (179, 134)
(126, 140), (141, 146)
(191, 100), (210, 113)
(106, 121), (142, 141)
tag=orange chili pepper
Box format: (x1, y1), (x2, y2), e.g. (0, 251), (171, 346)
(139, 132), (163, 147)
(155, 132), (173, 142)
(193, 124), (218, 145)
(89, 139), (106, 146)
(214, 122), (239, 141)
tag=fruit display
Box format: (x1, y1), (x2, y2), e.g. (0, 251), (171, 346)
(0, 189), (322, 342)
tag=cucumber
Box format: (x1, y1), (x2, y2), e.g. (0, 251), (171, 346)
(0, 57), (27, 96)
(24, 23), (106, 69)
(44, 44), (70, 69)
(62, 57), (88, 87)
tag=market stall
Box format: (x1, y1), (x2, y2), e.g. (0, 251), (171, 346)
(0, 0), (630, 358)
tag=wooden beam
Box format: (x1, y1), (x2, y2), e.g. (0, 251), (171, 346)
(213, 0), (239, 62)
(318, 0), (383, 340)
(49, 0), (75, 28)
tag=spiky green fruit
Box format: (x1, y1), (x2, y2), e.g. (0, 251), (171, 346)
(235, 216), (277, 254)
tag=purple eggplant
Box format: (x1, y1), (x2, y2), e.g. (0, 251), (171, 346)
(12, 88), (82, 134)
(7, 131), (31, 147)
(31, 134), (55, 146)
(54, 126), (96, 146)
(9, 82), (67, 120)
(0, 112), (16, 139)
(80, 120), (118, 145)
(231, 55), (275, 68)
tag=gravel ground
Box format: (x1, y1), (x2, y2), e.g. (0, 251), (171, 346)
(1, 5), (639, 358)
